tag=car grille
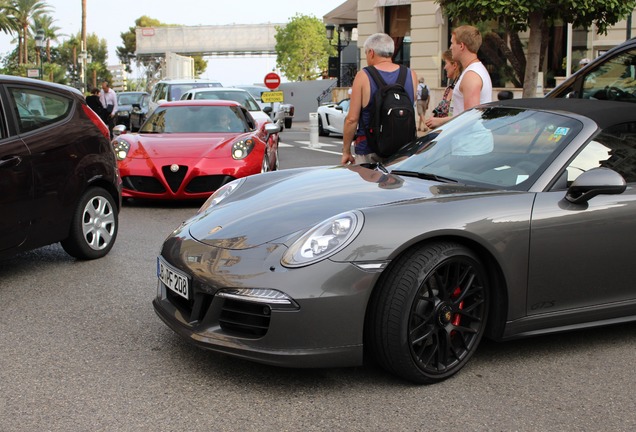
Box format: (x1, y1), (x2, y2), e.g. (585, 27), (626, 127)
(186, 175), (235, 193)
(166, 287), (271, 339)
(122, 176), (166, 193)
(162, 165), (188, 192)
(219, 298), (270, 338)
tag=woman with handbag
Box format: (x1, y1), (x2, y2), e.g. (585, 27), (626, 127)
(425, 50), (462, 129)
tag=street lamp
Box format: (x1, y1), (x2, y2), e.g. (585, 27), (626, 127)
(34, 29), (46, 80)
(326, 24), (351, 87)
(77, 46), (92, 93)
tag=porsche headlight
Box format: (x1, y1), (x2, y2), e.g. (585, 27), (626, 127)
(232, 139), (255, 160)
(197, 178), (245, 214)
(112, 138), (130, 161)
(281, 211), (363, 268)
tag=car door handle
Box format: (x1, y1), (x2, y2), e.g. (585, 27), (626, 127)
(0, 155), (22, 168)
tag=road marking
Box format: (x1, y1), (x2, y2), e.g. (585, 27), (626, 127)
(278, 141), (342, 155)
(295, 141), (338, 147)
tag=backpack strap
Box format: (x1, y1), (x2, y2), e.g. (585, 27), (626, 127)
(364, 65), (387, 89)
(365, 65), (408, 89)
(396, 65), (408, 87)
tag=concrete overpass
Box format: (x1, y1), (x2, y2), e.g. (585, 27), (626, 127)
(135, 24), (284, 57)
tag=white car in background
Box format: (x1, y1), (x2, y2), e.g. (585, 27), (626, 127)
(316, 98), (350, 136)
(180, 87), (284, 129)
(148, 78), (222, 115)
(235, 85), (294, 129)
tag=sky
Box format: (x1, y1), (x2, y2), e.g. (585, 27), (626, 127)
(0, 0), (346, 85)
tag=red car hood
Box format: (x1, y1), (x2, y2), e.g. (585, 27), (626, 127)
(127, 132), (242, 159)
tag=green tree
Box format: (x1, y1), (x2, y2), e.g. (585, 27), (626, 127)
(33, 13), (60, 63)
(275, 14), (334, 81)
(0, 1), (18, 35)
(57, 33), (110, 89)
(116, 15), (208, 88)
(11, 0), (50, 65)
(437, 0), (636, 97)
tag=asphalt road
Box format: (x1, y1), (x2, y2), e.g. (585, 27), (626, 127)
(1, 126), (635, 431)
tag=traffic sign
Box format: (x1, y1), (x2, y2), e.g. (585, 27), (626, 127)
(261, 91), (284, 103)
(264, 72), (281, 90)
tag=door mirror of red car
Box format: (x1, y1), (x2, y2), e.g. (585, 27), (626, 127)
(113, 124), (127, 137)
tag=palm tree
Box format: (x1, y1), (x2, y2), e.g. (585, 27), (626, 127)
(11, 0), (50, 64)
(81, 0), (86, 51)
(0, 1), (19, 37)
(33, 13), (60, 62)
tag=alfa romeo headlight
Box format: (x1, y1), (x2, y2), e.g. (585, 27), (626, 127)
(112, 138), (130, 160)
(281, 211), (363, 268)
(197, 178), (245, 214)
(232, 139), (255, 160)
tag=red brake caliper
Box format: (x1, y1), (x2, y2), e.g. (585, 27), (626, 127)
(451, 287), (464, 326)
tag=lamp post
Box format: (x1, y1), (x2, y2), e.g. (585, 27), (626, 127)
(326, 24), (351, 87)
(34, 29), (46, 80)
(77, 44), (92, 93)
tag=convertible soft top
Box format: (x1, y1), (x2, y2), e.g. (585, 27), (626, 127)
(487, 98), (634, 130)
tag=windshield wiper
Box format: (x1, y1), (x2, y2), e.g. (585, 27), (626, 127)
(390, 170), (458, 183)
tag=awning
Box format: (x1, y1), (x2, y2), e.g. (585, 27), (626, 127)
(323, 0), (358, 25)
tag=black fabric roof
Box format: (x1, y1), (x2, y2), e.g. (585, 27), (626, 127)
(488, 98), (636, 129)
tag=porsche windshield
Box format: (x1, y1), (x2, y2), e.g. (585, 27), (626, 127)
(389, 106), (583, 190)
(140, 105), (248, 134)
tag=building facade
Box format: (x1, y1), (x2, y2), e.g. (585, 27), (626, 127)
(326, 0), (636, 92)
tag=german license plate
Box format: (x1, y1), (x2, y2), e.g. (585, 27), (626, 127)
(157, 257), (190, 300)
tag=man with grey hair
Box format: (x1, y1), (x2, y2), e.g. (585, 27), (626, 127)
(342, 33), (418, 164)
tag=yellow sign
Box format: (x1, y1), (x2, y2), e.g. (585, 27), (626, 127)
(261, 91), (284, 103)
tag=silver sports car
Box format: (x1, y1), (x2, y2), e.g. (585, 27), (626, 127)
(153, 98), (636, 384)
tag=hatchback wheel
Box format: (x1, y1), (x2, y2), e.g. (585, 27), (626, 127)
(367, 242), (489, 384)
(61, 187), (118, 260)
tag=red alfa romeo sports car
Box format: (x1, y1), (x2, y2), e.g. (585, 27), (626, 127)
(112, 100), (280, 200)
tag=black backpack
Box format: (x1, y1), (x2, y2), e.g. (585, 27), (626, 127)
(420, 84), (429, 100)
(364, 65), (416, 158)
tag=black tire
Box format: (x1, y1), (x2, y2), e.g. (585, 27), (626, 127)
(284, 117), (292, 129)
(61, 187), (118, 260)
(367, 241), (489, 384)
(318, 117), (329, 137)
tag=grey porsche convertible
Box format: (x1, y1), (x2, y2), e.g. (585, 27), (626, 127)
(153, 98), (636, 384)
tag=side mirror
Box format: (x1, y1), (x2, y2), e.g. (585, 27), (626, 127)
(112, 124), (127, 136)
(565, 167), (626, 204)
(263, 106), (273, 115)
(335, 106), (344, 111)
(264, 123), (281, 135)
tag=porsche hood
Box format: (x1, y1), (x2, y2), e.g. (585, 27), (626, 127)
(187, 166), (497, 250)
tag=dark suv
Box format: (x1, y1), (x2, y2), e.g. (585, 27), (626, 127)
(0, 75), (121, 260)
(547, 37), (636, 102)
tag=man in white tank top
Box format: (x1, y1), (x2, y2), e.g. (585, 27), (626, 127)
(426, 25), (492, 129)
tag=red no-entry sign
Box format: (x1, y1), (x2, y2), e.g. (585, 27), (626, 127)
(264, 72), (281, 90)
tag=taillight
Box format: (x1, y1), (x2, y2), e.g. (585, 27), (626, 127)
(82, 104), (110, 140)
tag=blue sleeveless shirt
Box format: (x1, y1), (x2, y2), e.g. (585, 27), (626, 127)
(355, 66), (415, 155)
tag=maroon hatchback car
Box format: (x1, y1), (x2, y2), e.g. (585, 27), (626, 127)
(0, 75), (121, 260)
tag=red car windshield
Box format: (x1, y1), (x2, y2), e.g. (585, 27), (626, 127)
(140, 105), (248, 134)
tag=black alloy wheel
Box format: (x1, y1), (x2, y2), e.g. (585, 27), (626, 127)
(367, 241), (489, 384)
